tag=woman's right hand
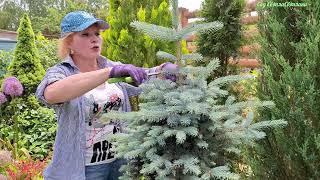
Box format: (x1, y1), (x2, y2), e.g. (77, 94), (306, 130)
(109, 64), (147, 86)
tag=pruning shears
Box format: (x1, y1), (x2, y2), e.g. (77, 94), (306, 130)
(107, 72), (161, 84)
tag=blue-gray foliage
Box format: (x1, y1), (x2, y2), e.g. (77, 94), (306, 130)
(101, 60), (286, 179)
(100, 0), (286, 179)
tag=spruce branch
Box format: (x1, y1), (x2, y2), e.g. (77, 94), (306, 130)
(249, 120), (287, 130)
(209, 75), (254, 87)
(130, 21), (177, 41)
(156, 51), (178, 62)
(181, 53), (203, 62)
(209, 166), (240, 180)
(170, 0), (179, 29)
(177, 21), (223, 40)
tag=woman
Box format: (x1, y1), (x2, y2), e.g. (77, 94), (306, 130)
(36, 11), (176, 180)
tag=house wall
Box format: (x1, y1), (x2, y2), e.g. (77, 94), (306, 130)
(0, 30), (17, 51)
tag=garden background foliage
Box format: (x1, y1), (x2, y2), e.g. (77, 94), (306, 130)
(0, 0), (319, 179)
(102, 0), (187, 67)
(197, 0), (244, 77)
(243, 0), (320, 179)
(0, 14), (56, 160)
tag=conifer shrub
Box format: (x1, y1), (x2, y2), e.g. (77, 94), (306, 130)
(100, 1), (286, 179)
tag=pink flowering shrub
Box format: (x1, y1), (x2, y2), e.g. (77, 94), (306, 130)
(0, 92), (7, 105)
(0, 150), (12, 167)
(2, 77), (23, 97)
(0, 76), (23, 107)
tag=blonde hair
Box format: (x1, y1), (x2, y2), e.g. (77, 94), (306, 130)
(57, 33), (75, 60)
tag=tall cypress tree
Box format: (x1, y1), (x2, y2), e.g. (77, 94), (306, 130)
(102, 0), (175, 67)
(7, 13), (45, 96)
(197, 0), (244, 77)
(243, 0), (320, 179)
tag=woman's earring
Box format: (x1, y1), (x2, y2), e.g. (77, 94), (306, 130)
(70, 49), (74, 54)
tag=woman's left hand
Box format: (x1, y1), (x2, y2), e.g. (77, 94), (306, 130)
(161, 62), (179, 82)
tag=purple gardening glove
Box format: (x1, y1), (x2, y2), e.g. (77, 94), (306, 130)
(109, 64), (147, 86)
(161, 62), (179, 82)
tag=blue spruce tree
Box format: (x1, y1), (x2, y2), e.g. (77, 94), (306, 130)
(101, 0), (287, 179)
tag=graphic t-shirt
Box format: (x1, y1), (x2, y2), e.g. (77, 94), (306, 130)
(83, 82), (124, 166)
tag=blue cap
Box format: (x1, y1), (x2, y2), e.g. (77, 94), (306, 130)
(60, 11), (109, 38)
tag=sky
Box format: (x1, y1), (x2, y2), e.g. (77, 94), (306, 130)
(178, 0), (204, 11)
